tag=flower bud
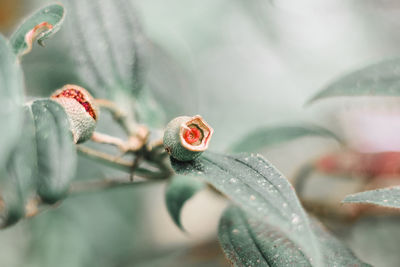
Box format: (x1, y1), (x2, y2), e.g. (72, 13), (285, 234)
(163, 115), (213, 161)
(51, 84), (99, 143)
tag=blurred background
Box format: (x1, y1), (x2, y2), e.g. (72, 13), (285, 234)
(2, 0), (400, 266)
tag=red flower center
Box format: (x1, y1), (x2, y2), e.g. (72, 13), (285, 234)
(184, 125), (203, 145)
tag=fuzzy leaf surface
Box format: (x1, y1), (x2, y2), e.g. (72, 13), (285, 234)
(0, 108), (37, 227)
(231, 124), (342, 152)
(10, 3), (65, 57)
(343, 186), (400, 208)
(63, 0), (145, 98)
(0, 34), (24, 167)
(218, 206), (371, 267)
(308, 58), (400, 104)
(30, 99), (77, 204)
(171, 152), (323, 266)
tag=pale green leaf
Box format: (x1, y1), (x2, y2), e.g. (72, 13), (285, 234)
(0, 108), (37, 227)
(0, 34), (24, 168)
(10, 3), (65, 57)
(308, 58), (400, 104)
(171, 152), (323, 266)
(219, 206), (371, 267)
(219, 205), (311, 267)
(30, 99), (77, 204)
(63, 0), (145, 98)
(343, 186), (400, 208)
(231, 124), (342, 152)
(165, 176), (205, 231)
(0, 34), (25, 226)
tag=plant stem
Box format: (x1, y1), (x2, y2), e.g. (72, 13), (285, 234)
(91, 132), (127, 151)
(69, 178), (160, 195)
(77, 145), (132, 171)
(77, 145), (171, 180)
(95, 98), (134, 135)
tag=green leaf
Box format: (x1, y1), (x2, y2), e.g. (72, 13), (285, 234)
(0, 34), (24, 168)
(343, 186), (400, 208)
(0, 108), (37, 227)
(307, 58), (400, 104)
(218, 206), (371, 267)
(63, 0), (145, 98)
(29, 99), (77, 204)
(165, 175), (205, 231)
(219, 205), (311, 266)
(9, 3), (65, 57)
(313, 219), (371, 266)
(171, 152), (323, 266)
(230, 124), (342, 152)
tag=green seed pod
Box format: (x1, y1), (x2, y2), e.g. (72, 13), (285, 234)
(163, 115), (213, 161)
(50, 84), (99, 143)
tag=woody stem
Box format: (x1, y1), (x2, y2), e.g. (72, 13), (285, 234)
(77, 145), (168, 179)
(95, 99), (134, 135)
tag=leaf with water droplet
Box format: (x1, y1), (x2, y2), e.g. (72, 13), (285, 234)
(10, 3), (65, 57)
(171, 152), (323, 266)
(307, 58), (400, 104)
(219, 206), (371, 267)
(165, 175), (205, 231)
(230, 123), (342, 152)
(343, 186), (400, 208)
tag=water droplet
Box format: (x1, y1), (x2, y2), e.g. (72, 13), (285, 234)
(291, 214), (300, 224)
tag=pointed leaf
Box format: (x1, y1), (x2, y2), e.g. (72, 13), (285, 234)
(10, 3), (65, 57)
(308, 58), (400, 104)
(30, 99), (77, 204)
(0, 34), (24, 168)
(171, 152), (323, 266)
(231, 124), (342, 152)
(165, 175), (205, 230)
(63, 0), (145, 97)
(343, 186), (400, 208)
(218, 206), (370, 267)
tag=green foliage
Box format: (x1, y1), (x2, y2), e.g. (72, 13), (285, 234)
(165, 175), (205, 230)
(0, 108), (37, 227)
(0, 34), (25, 226)
(219, 206), (370, 267)
(0, 34), (24, 168)
(343, 187), (400, 208)
(219, 205), (311, 266)
(62, 0), (145, 98)
(10, 4), (65, 57)
(308, 58), (400, 104)
(29, 100), (77, 204)
(231, 124), (342, 152)
(25, 188), (146, 267)
(171, 152), (323, 266)
(0, 99), (76, 225)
